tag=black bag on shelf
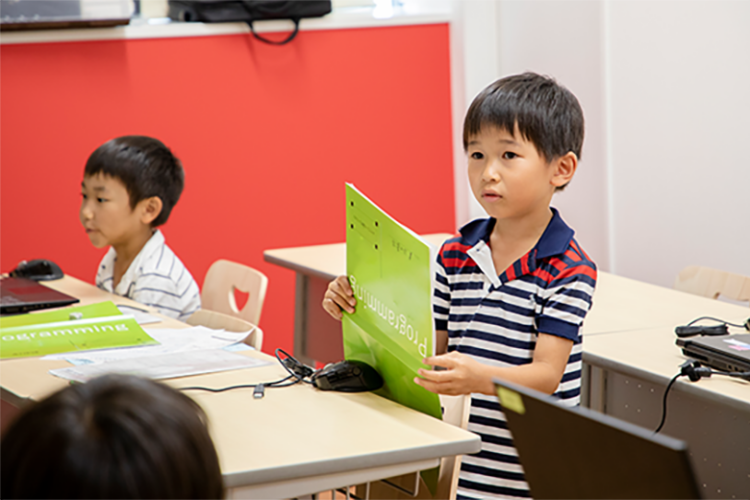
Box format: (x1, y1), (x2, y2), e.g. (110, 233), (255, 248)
(168, 0), (332, 45)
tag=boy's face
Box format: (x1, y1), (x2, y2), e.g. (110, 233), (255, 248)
(79, 174), (147, 249)
(467, 125), (561, 222)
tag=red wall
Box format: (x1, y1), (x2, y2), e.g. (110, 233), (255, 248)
(0, 24), (455, 355)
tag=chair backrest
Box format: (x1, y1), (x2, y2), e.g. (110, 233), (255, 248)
(361, 394), (470, 500)
(185, 308), (263, 350)
(674, 265), (750, 305)
(201, 259), (269, 324)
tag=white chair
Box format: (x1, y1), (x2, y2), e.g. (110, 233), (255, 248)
(201, 259), (269, 324)
(359, 394), (471, 500)
(186, 308), (263, 350)
(674, 265), (750, 306)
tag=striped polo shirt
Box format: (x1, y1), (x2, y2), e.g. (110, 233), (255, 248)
(433, 208), (597, 499)
(96, 230), (201, 322)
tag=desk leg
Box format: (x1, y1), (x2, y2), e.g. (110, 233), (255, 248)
(294, 273), (314, 366)
(581, 363), (608, 413)
(294, 273), (345, 366)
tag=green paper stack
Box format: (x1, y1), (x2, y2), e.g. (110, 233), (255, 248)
(0, 301), (158, 359)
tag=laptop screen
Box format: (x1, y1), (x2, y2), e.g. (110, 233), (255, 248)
(494, 378), (701, 499)
(0, 277), (79, 315)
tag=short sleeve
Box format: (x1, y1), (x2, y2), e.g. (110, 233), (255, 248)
(131, 259), (201, 321)
(433, 248), (451, 331)
(536, 262), (597, 341)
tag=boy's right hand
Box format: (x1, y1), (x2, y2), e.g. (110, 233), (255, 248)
(322, 275), (356, 320)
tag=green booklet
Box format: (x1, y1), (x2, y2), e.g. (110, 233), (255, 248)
(0, 301), (158, 359)
(343, 184), (442, 493)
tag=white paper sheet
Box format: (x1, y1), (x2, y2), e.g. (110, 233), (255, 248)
(42, 325), (254, 365)
(49, 349), (272, 383)
(116, 304), (163, 325)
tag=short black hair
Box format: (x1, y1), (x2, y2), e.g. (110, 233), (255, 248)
(84, 136), (185, 227)
(1, 374), (224, 499)
(463, 72), (584, 181)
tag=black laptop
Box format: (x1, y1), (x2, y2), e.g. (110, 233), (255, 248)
(676, 333), (750, 373)
(0, 277), (79, 315)
(494, 378), (701, 499)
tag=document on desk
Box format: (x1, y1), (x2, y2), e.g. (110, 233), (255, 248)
(42, 326), (253, 365)
(115, 304), (163, 325)
(0, 302), (157, 359)
(49, 349), (271, 383)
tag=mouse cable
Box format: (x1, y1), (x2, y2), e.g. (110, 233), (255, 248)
(655, 360), (750, 433)
(275, 348), (317, 384)
(674, 316), (750, 338)
(179, 349), (315, 396)
(686, 316), (749, 329)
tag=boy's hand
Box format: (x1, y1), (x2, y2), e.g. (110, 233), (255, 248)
(414, 351), (493, 396)
(322, 275), (356, 320)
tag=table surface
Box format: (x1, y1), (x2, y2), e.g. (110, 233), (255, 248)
(265, 238), (749, 334)
(0, 276), (481, 493)
(263, 239), (750, 405)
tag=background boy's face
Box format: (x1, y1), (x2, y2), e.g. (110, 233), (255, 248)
(79, 174), (144, 249)
(467, 125), (558, 221)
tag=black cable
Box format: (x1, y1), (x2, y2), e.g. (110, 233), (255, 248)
(656, 361), (750, 433)
(276, 348), (316, 384)
(180, 349), (318, 395)
(654, 373), (683, 434)
(686, 316), (749, 329)
(179, 375), (295, 394)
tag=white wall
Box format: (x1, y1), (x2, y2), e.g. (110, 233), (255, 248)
(451, 0), (610, 270)
(607, 0), (750, 287)
(452, 0), (750, 288)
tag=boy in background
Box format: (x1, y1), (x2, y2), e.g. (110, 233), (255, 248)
(323, 73), (597, 499)
(80, 136), (201, 321)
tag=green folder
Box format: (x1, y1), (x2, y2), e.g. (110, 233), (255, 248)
(343, 184), (442, 494)
(0, 301), (158, 359)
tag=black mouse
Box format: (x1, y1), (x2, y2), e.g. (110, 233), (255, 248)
(311, 360), (383, 392)
(10, 259), (64, 281)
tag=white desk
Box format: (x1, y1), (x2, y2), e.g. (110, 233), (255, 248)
(583, 271), (749, 336)
(264, 240), (750, 499)
(0, 276), (481, 499)
(581, 277), (750, 499)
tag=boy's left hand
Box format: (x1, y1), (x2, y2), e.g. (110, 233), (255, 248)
(414, 351), (493, 396)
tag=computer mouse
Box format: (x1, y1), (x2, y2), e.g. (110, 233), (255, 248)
(10, 259), (64, 281)
(311, 359), (384, 392)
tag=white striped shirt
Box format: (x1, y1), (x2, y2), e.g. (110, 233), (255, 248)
(434, 209), (597, 499)
(96, 230), (201, 321)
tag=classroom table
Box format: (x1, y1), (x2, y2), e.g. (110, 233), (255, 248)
(0, 276), (481, 499)
(264, 240), (750, 499)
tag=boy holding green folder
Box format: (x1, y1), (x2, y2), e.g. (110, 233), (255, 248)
(323, 73), (597, 499)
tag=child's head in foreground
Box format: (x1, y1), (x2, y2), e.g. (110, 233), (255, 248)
(80, 136), (184, 249)
(0, 374), (224, 499)
(463, 72), (584, 193)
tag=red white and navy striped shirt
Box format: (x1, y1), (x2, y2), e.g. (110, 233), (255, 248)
(433, 208), (597, 499)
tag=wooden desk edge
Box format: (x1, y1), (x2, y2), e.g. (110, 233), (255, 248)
(263, 253), (339, 282)
(223, 436), (481, 488)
